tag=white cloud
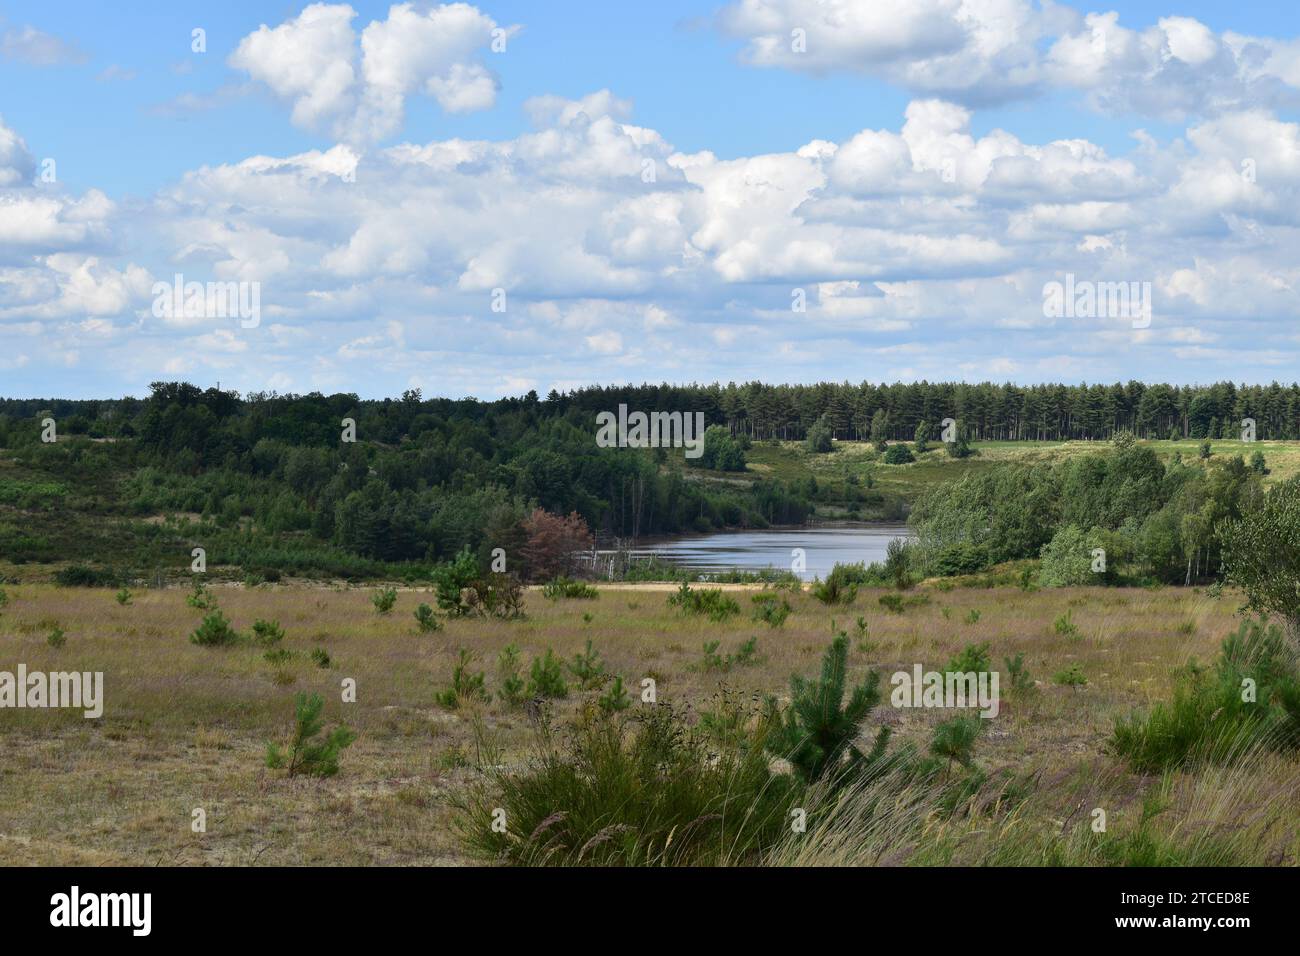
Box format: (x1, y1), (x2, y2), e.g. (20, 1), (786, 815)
(229, 2), (512, 145)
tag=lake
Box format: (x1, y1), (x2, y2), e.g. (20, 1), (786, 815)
(625, 523), (914, 581)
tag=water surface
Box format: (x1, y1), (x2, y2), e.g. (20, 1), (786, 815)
(626, 524), (914, 581)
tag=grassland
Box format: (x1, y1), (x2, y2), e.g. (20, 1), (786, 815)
(2, 578), (1297, 866)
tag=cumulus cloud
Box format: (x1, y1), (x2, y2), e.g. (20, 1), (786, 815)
(720, 1), (1300, 117)
(229, 2), (514, 145)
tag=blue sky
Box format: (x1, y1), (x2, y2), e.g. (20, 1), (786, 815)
(1, 1), (1299, 398)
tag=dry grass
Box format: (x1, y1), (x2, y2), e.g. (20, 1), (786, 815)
(0, 580), (1285, 865)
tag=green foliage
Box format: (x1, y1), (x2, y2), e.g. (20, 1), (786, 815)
(371, 587), (397, 614)
(928, 716), (982, 771)
(186, 579), (216, 610)
(568, 639), (607, 690)
(46, 626), (66, 648)
(1004, 653), (1034, 693)
(496, 644), (527, 707)
(542, 577), (599, 600)
(884, 537), (912, 589)
(1053, 663), (1088, 686)
(1220, 478), (1300, 636)
(265, 692), (355, 778)
(698, 425), (747, 471)
(456, 700), (797, 865)
(189, 610), (241, 646)
(598, 675), (631, 713)
(436, 649), (489, 708)
(695, 635), (761, 673)
(1038, 525), (1104, 587)
(54, 564), (121, 587)
(115, 588), (132, 606)
(667, 583), (739, 621)
(310, 647), (331, 669)
(882, 444), (915, 465)
(946, 641), (991, 674)
(413, 602), (442, 632)
(527, 649), (569, 699)
(1053, 609), (1078, 638)
(1111, 617), (1300, 771)
(879, 592), (929, 614)
(251, 618), (284, 645)
(432, 547), (482, 615)
(766, 634), (888, 784)
(804, 417), (833, 453)
(751, 592), (791, 627)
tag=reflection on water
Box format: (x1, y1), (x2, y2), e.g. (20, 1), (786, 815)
(623, 524), (914, 581)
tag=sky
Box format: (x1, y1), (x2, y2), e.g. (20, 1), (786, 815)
(1, 0), (1299, 400)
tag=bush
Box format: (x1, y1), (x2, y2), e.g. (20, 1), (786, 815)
(436, 649), (489, 708)
(1111, 617), (1300, 772)
(455, 700), (797, 865)
(1039, 525), (1107, 587)
(115, 588), (132, 606)
(766, 634), (889, 784)
(190, 610), (241, 646)
(667, 583), (739, 621)
(931, 543), (990, 577)
(811, 562), (869, 605)
(414, 602), (442, 632)
(598, 676), (631, 713)
(265, 692), (355, 778)
(946, 641), (991, 674)
(568, 639), (606, 690)
(251, 619), (284, 645)
(54, 564), (121, 587)
(542, 577), (599, 600)
(432, 547), (480, 615)
(46, 627), (66, 648)
(1053, 664), (1088, 687)
(496, 644), (527, 708)
(527, 649), (569, 699)
(882, 444), (915, 465)
(371, 587), (397, 614)
(751, 593), (791, 627)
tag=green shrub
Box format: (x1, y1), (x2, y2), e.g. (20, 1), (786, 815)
(414, 602), (441, 632)
(371, 587), (397, 614)
(54, 564), (121, 588)
(455, 700), (797, 865)
(882, 444), (915, 465)
(310, 647), (331, 669)
(527, 649), (569, 699)
(251, 619), (284, 645)
(186, 579), (216, 610)
(542, 577), (599, 601)
(1111, 617), (1300, 772)
(568, 639), (606, 690)
(931, 543), (990, 577)
(189, 610), (241, 646)
(1053, 610), (1078, 637)
(751, 593), (791, 627)
(598, 676), (631, 713)
(265, 692), (355, 778)
(46, 627), (66, 648)
(766, 634), (889, 784)
(946, 641), (991, 674)
(1053, 663), (1088, 687)
(436, 649), (489, 708)
(1004, 653), (1034, 693)
(667, 583), (739, 621)
(496, 644), (527, 708)
(115, 588), (132, 606)
(431, 547), (480, 616)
